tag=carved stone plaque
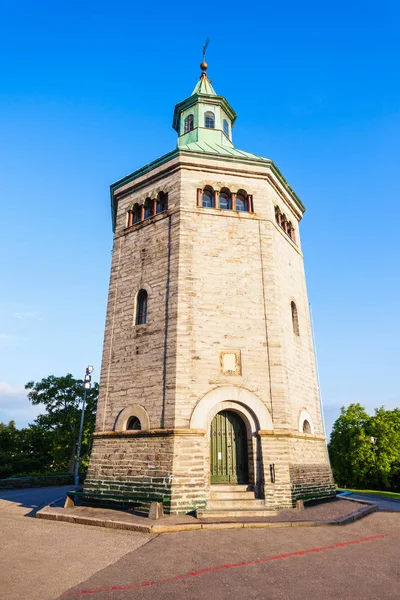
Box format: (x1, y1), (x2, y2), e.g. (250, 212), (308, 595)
(220, 350), (241, 376)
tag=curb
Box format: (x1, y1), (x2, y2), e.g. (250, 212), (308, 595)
(35, 501), (378, 534)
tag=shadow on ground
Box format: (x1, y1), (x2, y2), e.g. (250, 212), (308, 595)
(0, 485), (79, 517)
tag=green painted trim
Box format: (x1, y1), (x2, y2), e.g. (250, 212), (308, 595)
(173, 94), (237, 132)
(270, 163), (305, 213)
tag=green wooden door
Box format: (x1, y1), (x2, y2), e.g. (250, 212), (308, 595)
(210, 411), (249, 484)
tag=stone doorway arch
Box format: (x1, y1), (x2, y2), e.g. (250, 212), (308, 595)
(190, 386), (273, 496)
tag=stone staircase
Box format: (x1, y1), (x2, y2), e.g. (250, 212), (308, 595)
(196, 485), (277, 519)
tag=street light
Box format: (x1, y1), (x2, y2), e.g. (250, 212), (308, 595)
(74, 366), (94, 486)
(370, 436), (378, 488)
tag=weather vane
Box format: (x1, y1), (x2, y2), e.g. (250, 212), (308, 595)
(200, 37), (210, 72)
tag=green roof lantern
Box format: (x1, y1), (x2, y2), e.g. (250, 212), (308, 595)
(172, 60), (237, 149)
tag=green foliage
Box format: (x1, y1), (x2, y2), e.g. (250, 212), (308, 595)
(0, 374), (98, 479)
(329, 404), (400, 492)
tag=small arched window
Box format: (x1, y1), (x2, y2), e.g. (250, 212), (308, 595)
(204, 111), (215, 129)
(126, 416), (141, 431)
(235, 194), (248, 212)
(219, 188), (231, 210)
(291, 301), (299, 336)
(156, 192), (168, 214)
(202, 188), (214, 208)
(223, 119), (229, 137)
(144, 199), (153, 220)
(303, 420), (311, 434)
(184, 114), (194, 133)
(136, 290), (148, 325)
(133, 204), (141, 224)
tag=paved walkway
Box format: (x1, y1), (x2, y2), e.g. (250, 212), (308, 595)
(348, 492), (400, 512)
(2, 486), (400, 600)
(0, 486), (152, 600)
(59, 512), (400, 599)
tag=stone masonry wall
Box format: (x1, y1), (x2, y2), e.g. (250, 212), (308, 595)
(290, 464), (335, 502)
(95, 162), (181, 433)
(84, 431), (207, 514)
(260, 433), (334, 508)
(84, 433), (175, 508)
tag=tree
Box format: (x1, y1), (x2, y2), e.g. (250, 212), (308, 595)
(329, 404), (400, 491)
(25, 374), (98, 474)
(369, 408), (400, 491)
(328, 403), (375, 488)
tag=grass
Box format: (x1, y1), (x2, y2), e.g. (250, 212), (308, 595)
(338, 488), (400, 501)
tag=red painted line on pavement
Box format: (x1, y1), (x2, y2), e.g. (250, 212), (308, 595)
(63, 533), (389, 597)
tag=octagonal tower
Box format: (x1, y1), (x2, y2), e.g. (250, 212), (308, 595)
(85, 64), (335, 514)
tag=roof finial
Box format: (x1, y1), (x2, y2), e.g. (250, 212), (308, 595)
(200, 36), (210, 73)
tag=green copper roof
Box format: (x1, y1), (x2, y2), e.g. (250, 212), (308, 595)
(178, 140), (270, 161)
(191, 73), (217, 96)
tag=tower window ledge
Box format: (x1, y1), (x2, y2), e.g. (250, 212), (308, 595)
(200, 207), (255, 218)
(124, 210), (169, 234)
(274, 221), (299, 248)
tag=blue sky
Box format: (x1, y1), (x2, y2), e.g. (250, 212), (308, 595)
(0, 0), (399, 434)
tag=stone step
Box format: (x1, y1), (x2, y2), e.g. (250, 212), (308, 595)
(210, 490), (256, 501)
(207, 499), (265, 510)
(210, 485), (253, 493)
(197, 508), (278, 519)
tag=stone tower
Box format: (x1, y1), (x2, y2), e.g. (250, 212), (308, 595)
(85, 63), (335, 514)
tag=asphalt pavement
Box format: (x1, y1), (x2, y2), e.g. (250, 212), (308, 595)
(1, 486), (400, 600)
(0, 486), (153, 600)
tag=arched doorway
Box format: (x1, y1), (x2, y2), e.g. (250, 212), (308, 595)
(210, 410), (249, 484)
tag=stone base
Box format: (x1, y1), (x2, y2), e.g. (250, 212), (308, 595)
(84, 429), (335, 514)
(84, 429), (207, 514)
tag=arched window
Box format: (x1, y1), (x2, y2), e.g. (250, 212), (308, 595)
(235, 194), (248, 211)
(223, 119), (229, 137)
(133, 204), (141, 224)
(219, 188), (231, 210)
(126, 416), (141, 431)
(184, 114), (194, 133)
(136, 290), (148, 325)
(291, 301), (299, 336)
(275, 205), (281, 225)
(156, 192), (168, 214)
(144, 199), (153, 219)
(202, 188), (214, 208)
(204, 111), (215, 129)
(302, 420), (311, 434)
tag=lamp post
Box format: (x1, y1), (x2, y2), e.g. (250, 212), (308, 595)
(370, 436), (378, 488)
(74, 365), (94, 486)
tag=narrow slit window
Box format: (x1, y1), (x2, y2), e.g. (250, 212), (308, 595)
(136, 290), (148, 325)
(291, 301), (299, 336)
(303, 420), (311, 434)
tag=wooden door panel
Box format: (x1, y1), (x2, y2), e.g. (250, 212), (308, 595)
(210, 411), (248, 484)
